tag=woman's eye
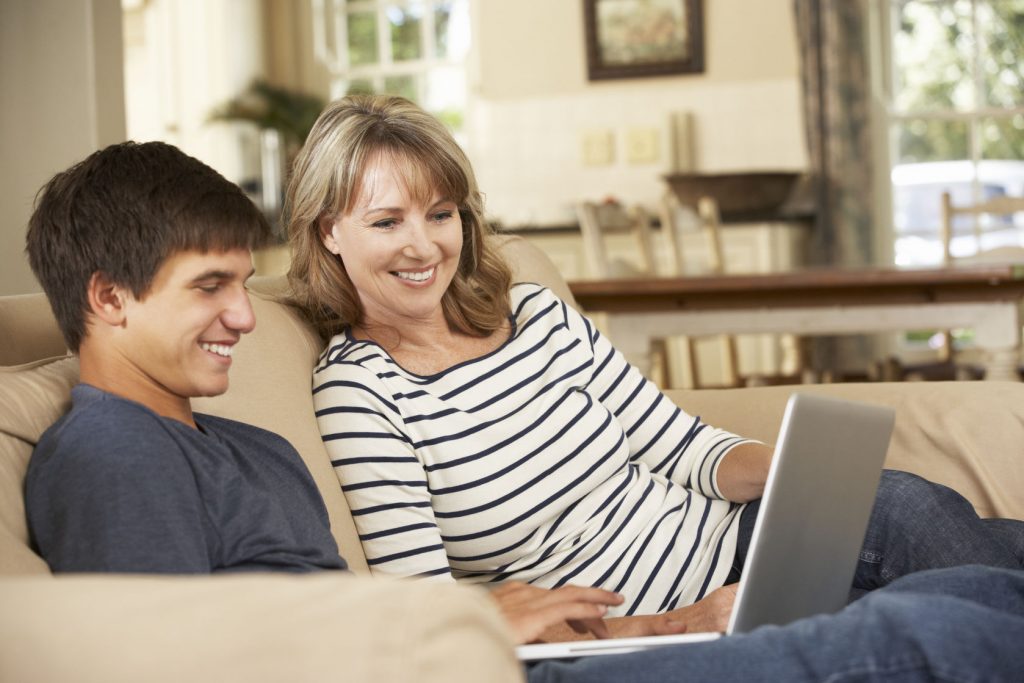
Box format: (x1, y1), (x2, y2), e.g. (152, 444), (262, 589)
(372, 219), (396, 229)
(432, 211), (454, 222)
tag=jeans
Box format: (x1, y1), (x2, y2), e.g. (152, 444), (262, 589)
(728, 470), (1024, 594)
(853, 470), (1024, 589)
(527, 565), (1024, 682)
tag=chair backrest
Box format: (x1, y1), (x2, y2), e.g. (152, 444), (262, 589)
(576, 200), (657, 278)
(656, 193), (728, 278)
(941, 191), (1024, 265)
(697, 196), (726, 275)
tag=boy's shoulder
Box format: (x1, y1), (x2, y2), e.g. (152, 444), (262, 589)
(35, 386), (290, 466)
(44, 383), (168, 439)
(31, 384), (191, 475)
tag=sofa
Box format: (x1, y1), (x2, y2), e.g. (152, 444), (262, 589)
(2, 235), (1023, 682)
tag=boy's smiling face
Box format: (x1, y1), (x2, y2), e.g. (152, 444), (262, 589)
(90, 248), (256, 423)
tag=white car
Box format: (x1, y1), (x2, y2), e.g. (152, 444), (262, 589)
(891, 160), (1024, 267)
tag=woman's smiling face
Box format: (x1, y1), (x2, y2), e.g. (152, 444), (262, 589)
(321, 152), (463, 330)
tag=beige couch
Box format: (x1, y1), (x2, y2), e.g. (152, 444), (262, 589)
(2, 236), (1023, 682)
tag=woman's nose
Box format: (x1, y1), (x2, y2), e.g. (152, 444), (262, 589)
(402, 220), (434, 259)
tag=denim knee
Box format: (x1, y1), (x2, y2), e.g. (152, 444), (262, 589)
(874, 470), (969, 519)
(867, 470), (1021, 576)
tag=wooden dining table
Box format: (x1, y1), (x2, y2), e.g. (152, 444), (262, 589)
(567, 264), (1024, 382)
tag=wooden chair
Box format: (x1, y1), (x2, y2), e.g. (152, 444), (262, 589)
(690, 196), (741, 387)
(940, 191), (1024, 266)
(576, 200), (657, 279)
(576, 200), (675, 386)
(889, 191), (1024, 381)
(663, 194), (806, 387)
(577, 195), (806, 388)
(581, 197), (741, 389)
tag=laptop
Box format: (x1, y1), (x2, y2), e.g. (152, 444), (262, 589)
(517, 393), (895, 661)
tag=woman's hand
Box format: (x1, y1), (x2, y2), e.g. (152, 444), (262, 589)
(489, 582), (624, 644)
(491, 580), (737, 645)
(605, 583), (738, 638)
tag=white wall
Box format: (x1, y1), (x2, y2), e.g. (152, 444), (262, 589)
(122, 0), (266, 185)
(467, 0), (808, 226)
(261, 0), (808, 227)
(0, 0), (809, 293)
(0, 0), (269, 296)
(0, 0), (126, 295)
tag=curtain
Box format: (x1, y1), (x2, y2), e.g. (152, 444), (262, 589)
(794, 0), (878, 377)
(794, 0), (875, 268)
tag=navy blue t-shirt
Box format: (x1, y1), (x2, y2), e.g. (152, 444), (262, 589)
(25, 384), (348, 574)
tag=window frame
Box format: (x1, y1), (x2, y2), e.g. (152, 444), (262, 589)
(869, 0), (1024, 268)
(311, 0), (471, 111)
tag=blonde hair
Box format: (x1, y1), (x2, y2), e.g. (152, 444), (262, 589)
(286, 95), (512, 340)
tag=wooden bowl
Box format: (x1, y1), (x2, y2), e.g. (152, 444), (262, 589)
(664, 172), (803, 217)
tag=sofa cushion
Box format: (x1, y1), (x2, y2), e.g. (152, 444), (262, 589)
(497, 234), (579, 308)
(0, 292), (67, 366)
(0, 355), (78, 575)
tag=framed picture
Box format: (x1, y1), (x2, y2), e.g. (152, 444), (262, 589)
(583, 0), (704, 80)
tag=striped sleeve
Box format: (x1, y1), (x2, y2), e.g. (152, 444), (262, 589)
(565, 302), (753, 501)
(312, 358), (453, 580)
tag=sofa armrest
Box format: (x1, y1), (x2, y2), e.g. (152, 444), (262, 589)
(666, 381), (1024, 520)
(0, 574), (524, 683)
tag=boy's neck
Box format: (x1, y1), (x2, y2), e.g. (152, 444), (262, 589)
(78, 345), (197, 429)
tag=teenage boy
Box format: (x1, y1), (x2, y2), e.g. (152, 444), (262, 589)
(24, 141), (345, 574)
(24, 142), (1024, 682)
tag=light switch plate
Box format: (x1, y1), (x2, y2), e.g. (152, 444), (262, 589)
(626, 127), (660, 164)
(581, 129), (615, 166)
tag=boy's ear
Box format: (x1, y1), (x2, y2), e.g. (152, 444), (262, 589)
(86, 272), (130, 326)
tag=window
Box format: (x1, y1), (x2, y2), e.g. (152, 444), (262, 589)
(877, 0), (1024, 266)
(311, 0), (471, 135)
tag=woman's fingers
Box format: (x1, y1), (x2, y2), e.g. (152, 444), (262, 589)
(548, 585), (624, 608)
(567, 616), (612, 639)
(656, 583), (737, 635)
(649, 616), (689, 636)
(490, 583), (623, 644)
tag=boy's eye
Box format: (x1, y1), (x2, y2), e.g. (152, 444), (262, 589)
(197, 284), (221, 294)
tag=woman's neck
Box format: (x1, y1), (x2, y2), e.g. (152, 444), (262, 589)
(354, 313), (453, 352)
(353, 315), (509, 376)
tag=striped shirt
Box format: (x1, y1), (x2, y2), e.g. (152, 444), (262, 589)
(313, 283), (751, 615)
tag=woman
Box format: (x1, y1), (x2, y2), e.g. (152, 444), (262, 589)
(286, 95), (1023, 639)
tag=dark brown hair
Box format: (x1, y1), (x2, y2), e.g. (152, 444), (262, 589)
(26, 141), (271, 352)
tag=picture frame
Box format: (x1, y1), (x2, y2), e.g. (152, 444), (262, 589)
(583, 0), (704, 81)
